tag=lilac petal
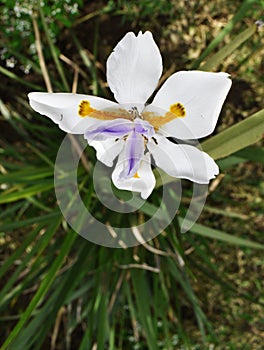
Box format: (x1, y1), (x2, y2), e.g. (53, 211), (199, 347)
(119, 130), (144, 179)
(84, 118), (134, 142)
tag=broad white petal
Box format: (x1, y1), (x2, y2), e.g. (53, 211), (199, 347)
(28, 92), (119, 134)
(147, 71), (231, 139)
(112, 153), (155, 199)
(88, 138), (125, 167)
(106, 31), (162, 105)
(148, 135), (219, 183)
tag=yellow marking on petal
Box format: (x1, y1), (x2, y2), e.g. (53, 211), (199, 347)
(142, 102), (186, 131)
(133, 172), (140, 179)
(78, 100), (96, 118)
(78, 100), (133, 121)
(170, 102), (186, 118)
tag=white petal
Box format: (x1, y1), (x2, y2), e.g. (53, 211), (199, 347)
(148, 71), (231, 139)
(88, 138), (125, 167)
(28, 92), (119, 134)
(106, 31), (162, 105)
(112, 153), (156, 199)
(148, 135), (219, 183)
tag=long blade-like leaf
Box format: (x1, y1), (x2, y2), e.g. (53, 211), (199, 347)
(200, 24), (257, 71)
(202, 109), (264, 160)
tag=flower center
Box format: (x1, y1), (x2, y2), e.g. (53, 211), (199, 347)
(129, 106), (141, 120)
(133, 118), (155, 139)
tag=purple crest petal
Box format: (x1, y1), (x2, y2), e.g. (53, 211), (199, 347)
(84, 118), (134, 142)
(119, 130), (144, 179)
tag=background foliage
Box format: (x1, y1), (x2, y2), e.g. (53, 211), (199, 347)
(0, 0), (264, 349)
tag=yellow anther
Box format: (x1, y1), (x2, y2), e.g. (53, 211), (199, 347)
(78, 100), (96, 118)
(133, 172), (140, 179)
(169, 102), (186, 118)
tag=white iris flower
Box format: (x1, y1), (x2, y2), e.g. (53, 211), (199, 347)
(28, 31), (231, 199)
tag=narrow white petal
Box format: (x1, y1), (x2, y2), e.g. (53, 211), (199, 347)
(88, 138), (125, 167)
(28, 92), (119, 134)
(112, 153), (155, 199)
(148, 135), (219, 183)
(147, 71), (231, 139)
(106, 31), (162, 105)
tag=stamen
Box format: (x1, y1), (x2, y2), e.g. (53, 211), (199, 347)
(133, 172), (140, 178)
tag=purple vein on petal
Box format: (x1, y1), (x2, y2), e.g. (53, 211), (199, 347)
(119, 130), (144, 180)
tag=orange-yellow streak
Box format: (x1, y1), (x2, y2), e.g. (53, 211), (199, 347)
(142, 102), (186, 130)
(78, 100), (132, 121)
(133, 172), (140, 179)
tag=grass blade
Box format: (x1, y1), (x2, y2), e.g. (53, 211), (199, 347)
(0, 223), (76, 350)
(37, 3), (69, 91)
(200, 24), (257, 71)
(191, 0), (258, 69)
(130, 270), (159, 350)
(181, 218), (264, 249)
(201, 108), (264, 160)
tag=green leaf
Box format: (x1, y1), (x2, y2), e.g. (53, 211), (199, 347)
(38, 3), (70, 91)
(180, 218), (264, 250)
(0, 167), (53, 183)
(9, 240), (93, 350)
(235, 146), (264, 163)
(131, 270), (159, 350)
(0, 212), (60, 231)
(0, 183), (54, 204)
(217, 146), (264, 170)
(191, 0), (258, 69)
(200, 24), (257, 71)
(0, 225), (76, 350)
(0, 66), (43, 90)
(202, 109), (264, 160)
